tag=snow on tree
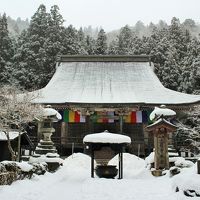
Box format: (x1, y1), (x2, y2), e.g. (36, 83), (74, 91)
(173, 106), (200, 155)
(0, 13), (14, 85)
(117, 25), (133, 55)
(94, 28), (107, 55)
(85, 35), (95, 55)
(0, 86), (43, 161)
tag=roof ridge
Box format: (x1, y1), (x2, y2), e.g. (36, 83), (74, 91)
(57, 55), (151, 63)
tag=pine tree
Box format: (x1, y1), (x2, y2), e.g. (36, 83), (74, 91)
(118, 25), (134, 55)
(85, 35), (95, 55)
(108, 39), (119, 55)
(12, 5), (50, 89)
(12, 5), (68, 89)
(95, 28), (107, 55)
(77, 28), (88, 54)
(42, 5), (66, 85)
(0, 13), (14, 85)
(62, 25), (85, 55)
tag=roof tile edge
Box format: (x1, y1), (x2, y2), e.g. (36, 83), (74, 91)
(57, 55), (151, 62)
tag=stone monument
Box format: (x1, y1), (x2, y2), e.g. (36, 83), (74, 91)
(146, 106), (177, 176)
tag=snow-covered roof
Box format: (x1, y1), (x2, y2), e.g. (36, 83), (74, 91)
(43, 107), (62, 120)
(83, 130), (131, 144)
(0, 131), (21, 141)
(32, 56), (200, 105)
(147, 118), (177, 129)
(150, 106), (176, 121)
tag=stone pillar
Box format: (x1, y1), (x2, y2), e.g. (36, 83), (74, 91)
(154, 128), (169, 170)
(146, 118), (177, 176)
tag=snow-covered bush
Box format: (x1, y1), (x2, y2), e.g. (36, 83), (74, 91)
(32, 163), (47, 175)
(172, 163), (200, 197)
(0, 161), (48, 185)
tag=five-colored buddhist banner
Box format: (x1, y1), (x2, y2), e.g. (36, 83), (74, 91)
(60, 110), (86, 123)
(59, 110), (151, 124)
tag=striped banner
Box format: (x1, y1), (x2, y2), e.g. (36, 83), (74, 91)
(59, 110), (151, 124)
(61, 110), (86, 123)
(124, 111), (150, 124)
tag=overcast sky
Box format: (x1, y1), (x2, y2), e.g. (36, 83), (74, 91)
(1, 0), (200, 31)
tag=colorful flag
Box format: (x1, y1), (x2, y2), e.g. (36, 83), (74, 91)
(136, 111), (142, 123)
(108, 111), (114, 123)
(63, 110), (86, 123)
(124, 111), (150, 124)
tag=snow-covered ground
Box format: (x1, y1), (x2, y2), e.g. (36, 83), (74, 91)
(0, 153), (198, 200)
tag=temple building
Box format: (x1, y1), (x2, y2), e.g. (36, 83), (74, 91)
(31, 55), (200, 156)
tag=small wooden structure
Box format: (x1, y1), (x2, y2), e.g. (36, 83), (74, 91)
(0, 131), (34, 161)
(146, 118), (177, 174)
(83, 130), (131, 179)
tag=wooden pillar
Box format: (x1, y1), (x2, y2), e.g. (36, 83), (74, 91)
(91, 146), (94, 178)
(197, 160), (200, 174)
(120, 152), (123, 179)
(118, 152), (123, 179)
(61, 122), (67, 145)
(118, 153), (121, 179)
(119, 115), (123, 134)
(87, 116), (94, 134)
(37, 121), (42, 140)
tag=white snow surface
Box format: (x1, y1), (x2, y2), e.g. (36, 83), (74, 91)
(150, 106), (176, 121)
(16, 162), (33, 172)
(145, 152), (194, 167)
(31, 61), (200, 104)
(0, 131), (21, 141)
(29, 155), (63, 164)
(109, 153), (148, 178)
(43, 107), (62, 120)
(1, 161), (33, 172)
(0, 153), (182, 200)
(172, 163), (200, 195)
(83, 130), (131, 144)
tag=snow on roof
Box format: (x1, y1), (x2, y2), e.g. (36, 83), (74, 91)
(43, 107), (62, 120)
(83, 130), (131, 144)
(31, 58), (200, 105)
(147, 118), (177, 128)
(150, 106), (176, 121)
(30, 58), (200, 105)
(0, 131), (21, 141)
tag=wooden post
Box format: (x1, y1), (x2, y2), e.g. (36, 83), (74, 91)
(119, 115), (123, 134)
(61, 122), (66, 145)
(197, 160), (200, 174)
(118, 153), (121, 179)
(91, 146), (94, 178)
(121, 152), (123, 179)
(17, 132), (21, 162)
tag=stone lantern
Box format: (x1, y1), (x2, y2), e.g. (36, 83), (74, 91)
(146, 106), (177, 176)
(35, 106), (62, 155)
